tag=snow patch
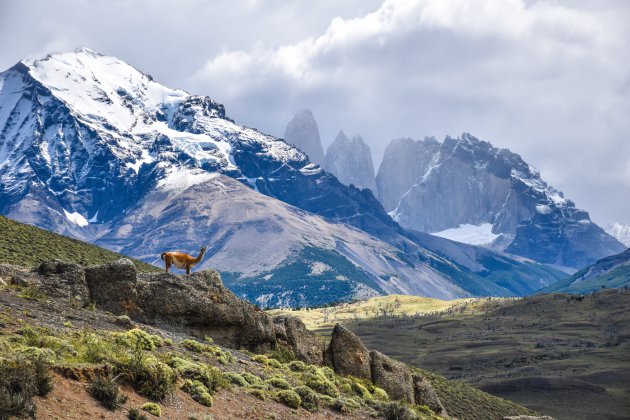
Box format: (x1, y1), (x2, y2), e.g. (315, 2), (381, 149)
(156, 166), (218, 193)
(63, 209), (89, 227)
(431, 223), (500, 246)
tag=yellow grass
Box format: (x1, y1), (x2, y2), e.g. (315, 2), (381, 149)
(268, 294), (486, 332)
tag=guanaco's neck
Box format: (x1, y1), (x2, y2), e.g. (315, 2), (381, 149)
(194, 249), (206, 263)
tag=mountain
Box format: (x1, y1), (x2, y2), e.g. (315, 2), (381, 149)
(0, 49), (565, 306)
(540, 248), (630, 294)
(606, 222), (630, 247)
(376, 133), (625, 269)
(324, 131), (377, 193)
(282, 108), (325, 165)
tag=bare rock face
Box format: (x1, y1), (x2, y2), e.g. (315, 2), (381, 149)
(370, 350), (415, 403)
(413, 375), (447, 417)
(328, 324), (371, 380)
(18, 258), (325, 357)
(38, 260), (90, 301)
(84, 258), (138, 312)
(376, 133), (625, 269)
(324, 131), (377, 193)
(273, 316), (326, 364)
(283, 109), (325, 165)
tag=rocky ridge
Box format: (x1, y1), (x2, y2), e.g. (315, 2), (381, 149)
(324, 131), (377, 193)
(376, 133), (624, 269)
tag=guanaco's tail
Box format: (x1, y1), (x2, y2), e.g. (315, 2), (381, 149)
(160, 252), (166, 261)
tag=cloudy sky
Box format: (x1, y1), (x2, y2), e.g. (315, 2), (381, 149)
(1, 0), (629, 226)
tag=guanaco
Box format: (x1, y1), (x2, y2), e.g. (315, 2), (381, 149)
(161, 246), (207, 274)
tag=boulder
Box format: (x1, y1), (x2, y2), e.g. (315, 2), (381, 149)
(85, 258), (138, 313)
(328, 324), (371, 380)
(370, 350), (414, 403)
(413, 374), (447, 417)
(273, 316), (325, 364)
(37, 260), (89, 301)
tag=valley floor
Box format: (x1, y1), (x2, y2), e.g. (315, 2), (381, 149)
(280, 290), (630, 420)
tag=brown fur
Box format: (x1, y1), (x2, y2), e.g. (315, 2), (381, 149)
(161, 246), (207, 274)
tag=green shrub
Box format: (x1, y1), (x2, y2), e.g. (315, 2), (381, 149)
(381, 401), (419, 420)
(266, 358), (284, 369)
(268, 345), (296, 363)
(88, 373), (127, 410)
(141, 402), (161, 417)
(287, 360), (307, 372)
(352, 381), (371, 399)
(128, 407), (149, 420)
(223, 372), (249, 387)
(0, 357), (37, 419)
(171, 359), (226, 393)
(304, 374), (338, 397)
(332, 396), (361, 414)
(117, 355), (177, 400)
(266, 377), (291, 390)
(294, 385), (320, 411)
(181, 339), (212, 353)
(372, 387), (389, 401)
(247, 388), (267, 401)
(340, 382), (353, 394)
(251, 354), (269, 364)
(275, 389), (301, 409)
(116, 329), (163, 350)
(240, 372), (262, 385)
(77, 331), (117, 363)
(181, 380), (213, 407)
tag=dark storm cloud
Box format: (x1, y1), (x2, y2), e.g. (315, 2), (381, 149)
(0, 0), (628, 225)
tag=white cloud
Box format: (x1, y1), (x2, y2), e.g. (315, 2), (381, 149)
(191, 0), (630, 225)
(0, 0), (628, 225)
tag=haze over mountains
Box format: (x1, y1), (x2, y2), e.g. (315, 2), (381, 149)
(283, 110), (625, 270)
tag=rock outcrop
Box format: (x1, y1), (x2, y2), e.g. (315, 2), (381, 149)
(324, 131), (377, 193)
(8, 259), (447, 414)
(283, 109), (325, 165)
(327, 324), (372, 380)
(327, 324), (447, 415)
(6, 259), (325, 360)
(370, 350), (415, 402)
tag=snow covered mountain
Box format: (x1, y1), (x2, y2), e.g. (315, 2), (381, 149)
(0, 49), (565, 306)
(606, 222), (630, 247)
(376, 134), (625, 269)
(324, 131), (377, 193)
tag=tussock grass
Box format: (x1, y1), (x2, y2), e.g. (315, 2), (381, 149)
(0, 215), (158, 272)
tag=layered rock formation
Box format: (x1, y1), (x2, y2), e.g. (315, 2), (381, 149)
(324, 131), (377, 193)
(376, 133), (625, 269)
(283, 109), (325, 165)
(2, 258), (447, 415)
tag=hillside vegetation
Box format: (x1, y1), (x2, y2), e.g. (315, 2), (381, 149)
(0, 255), (541, 419)
(310, 290), (630, 420)
(269, 294), (491, 334)
(0, 215), (158, 272)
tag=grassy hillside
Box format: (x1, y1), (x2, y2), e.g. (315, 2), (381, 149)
(0, 215), (158, 272)
(310, 290), (630, 420)
(540, 248), (630, 294)
(0, 271), (538, 419)
(268, 294), (483, 334)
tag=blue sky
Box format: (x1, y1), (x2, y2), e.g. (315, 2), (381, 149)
(1, 0), (629, 226)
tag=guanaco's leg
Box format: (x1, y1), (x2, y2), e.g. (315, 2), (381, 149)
(186, 266), (191, 275)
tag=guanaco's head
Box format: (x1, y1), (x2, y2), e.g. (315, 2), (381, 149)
(200, 246), (207, 253)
